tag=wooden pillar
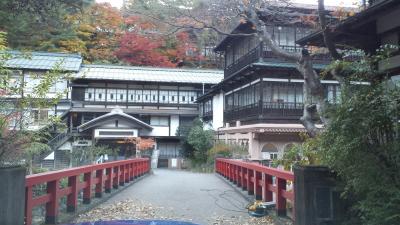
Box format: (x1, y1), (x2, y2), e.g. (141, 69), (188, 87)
(254, 171), (262, 200)
(83, 172), (92, 204)
(247, 169), (254, 195)
(45, 180), (60, 224)
(119, 165), (125, 186)
(113, 166), (119, 189)
(276, 178), (287, 216)
(105, 167), (113, 193)
(95, 169), (104, 198)
(67, 176), (79, 212)
(263, 174), (273, 202)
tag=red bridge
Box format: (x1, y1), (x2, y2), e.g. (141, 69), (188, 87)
(24, 158), (295, 225)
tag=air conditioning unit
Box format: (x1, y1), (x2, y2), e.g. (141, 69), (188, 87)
(73, 140), (92, 147)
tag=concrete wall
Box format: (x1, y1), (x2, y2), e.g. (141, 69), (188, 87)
(212, 92), (224, 130)
(0, 167), (26, 225)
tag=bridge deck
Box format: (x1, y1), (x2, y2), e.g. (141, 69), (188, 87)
(74, 169), (275, 225)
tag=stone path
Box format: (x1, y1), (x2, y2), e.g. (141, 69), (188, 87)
(74, 169), (277, 225)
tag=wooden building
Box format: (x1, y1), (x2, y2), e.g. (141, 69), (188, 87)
(297, 0), (400, 75)
(1, 52), (224, 168)
(197, 4), (339, 162)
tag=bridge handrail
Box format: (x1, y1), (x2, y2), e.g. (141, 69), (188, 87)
(215, 158), (294, 218)
(25, 158), (150, 225)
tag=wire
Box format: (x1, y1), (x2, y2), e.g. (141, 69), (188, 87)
(200, 188), (248, 214)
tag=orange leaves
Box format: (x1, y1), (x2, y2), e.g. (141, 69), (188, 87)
(125, 137), (155, 151)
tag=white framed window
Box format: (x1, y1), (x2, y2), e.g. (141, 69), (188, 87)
(151, 90), (158, 103)
(128, 90), (135, 102)
(180, 91), (190, 104)
(189, 91), (197, 103)
(85, 88), (94, 101)
(160, 90), (168, 103)
(95, 88), (106, 101)
(150, 116), (169, 126)
(116, 89), (126, 102)
(169, 91), (178, 103)
(107, 89), (117, 102)
(143, 90), (151, 103)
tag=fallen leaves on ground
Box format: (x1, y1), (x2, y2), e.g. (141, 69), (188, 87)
(74, 199), (277, 225)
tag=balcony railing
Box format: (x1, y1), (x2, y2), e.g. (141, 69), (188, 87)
(225, 43), (263, 78)
(224, 102), (304, 122)
(225, 43), (332, 77)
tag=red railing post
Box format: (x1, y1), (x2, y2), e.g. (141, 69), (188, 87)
(83, 172), (92, 204)
(95, 169), (104, 198)
(276, 178), (287, 216)
(105, 167), (113, 193)
(124, 163), (130, 183)
(247, 169), (254, 195)
(25, 186), (33, 225)
(254, 171), (262, 200)
(119, 165), (125, 186)
(129, 162), (134, 181)
(67, 175), (79, 212)
(237, 166), (242, 187)
(263, 173), (273, 202)
(242, 167), (248, 191)
(113, 166), (119, 189)
(45, 179), (60, 224)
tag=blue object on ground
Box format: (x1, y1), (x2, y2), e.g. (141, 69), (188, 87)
(65, 220), (201, 225)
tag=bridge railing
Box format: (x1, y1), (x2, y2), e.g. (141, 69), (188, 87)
(215, 158), (294, 218)
(25, 158), (150, 225)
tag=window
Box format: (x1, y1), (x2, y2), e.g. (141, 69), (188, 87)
(150, 116), (169, 126)
(169, 91), (178, 103)
(85, 88), (94, 101)
(31, 110), (48, 125)
(261, 143), (278, 160)
(116, 89), (125, 102)
(107, 89), (117, 102)
(96, 89), (106, 102)
(159, 91), (168, 103)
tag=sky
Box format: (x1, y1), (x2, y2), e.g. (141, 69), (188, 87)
(96, 0), (360, 8)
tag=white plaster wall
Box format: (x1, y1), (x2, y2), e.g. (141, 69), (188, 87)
(145, 126), (170, 136)
(170, 115), (180, 136)
(212, 92), (224, 130)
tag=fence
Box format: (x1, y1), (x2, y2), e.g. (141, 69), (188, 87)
(215, 158), (294, 218)
(25, 158), (150, 225)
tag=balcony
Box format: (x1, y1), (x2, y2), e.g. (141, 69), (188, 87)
(224, 102), (304, 123)
(224, 43), (332, 78)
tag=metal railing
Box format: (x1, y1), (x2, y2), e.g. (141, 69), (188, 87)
(25, 158), (150, 225)
(215, 158), (294, 217)
(48, 132), (71, 150)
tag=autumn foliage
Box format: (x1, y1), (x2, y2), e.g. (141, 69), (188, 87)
(115, 32), (175, 67)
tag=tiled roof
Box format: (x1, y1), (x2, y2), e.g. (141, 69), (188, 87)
(2, 51), (82, 72)
(74, 65), (224, 84)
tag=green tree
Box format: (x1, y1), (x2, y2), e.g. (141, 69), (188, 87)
(186, 118), (214, 163)
(0, 33), (70, 172)
(0, 0), (93, 51)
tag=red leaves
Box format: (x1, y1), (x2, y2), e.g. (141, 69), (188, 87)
(115, 32), (176, 67)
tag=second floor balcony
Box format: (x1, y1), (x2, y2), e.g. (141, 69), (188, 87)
(225, 43), (331, 78)
(224, 101), (304, 123)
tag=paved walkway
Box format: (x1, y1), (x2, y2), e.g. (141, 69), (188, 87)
(75, 169), (276, 225)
